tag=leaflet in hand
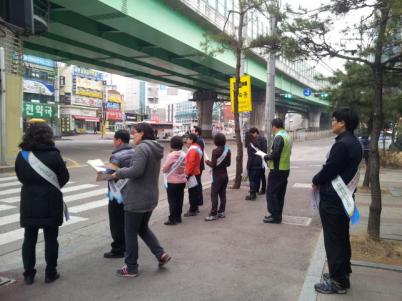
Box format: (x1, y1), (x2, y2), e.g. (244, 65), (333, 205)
(255, 150), (267, 159)
(87, 159), (107, 172)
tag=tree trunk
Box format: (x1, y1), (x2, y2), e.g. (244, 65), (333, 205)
(232, 10), (245, 189)
(367, 6), (389, 241)
(362, 156), (370, 187)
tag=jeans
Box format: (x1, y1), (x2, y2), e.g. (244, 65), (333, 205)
(108, 200), (125, 254)
(22, 226), (59, 277)
(124, 211), (164, 272)
(167, 183), (185, 222)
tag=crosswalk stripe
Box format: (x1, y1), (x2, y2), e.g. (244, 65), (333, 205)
(68, 199), (108, 213)
(293, 183), (312, 188)
(0, 213), (19, 226)
(0, 181), (21, 189)
(0, 183), (95, 197)
(0, 176), (17, 182)
(0, 204), (15, 212)
(64, 188), (107, 203)
(0, 181), (76, 189)
(0, 186), (105, 204)
(0, 216), (87, 247)
(62, 184), (98, 193)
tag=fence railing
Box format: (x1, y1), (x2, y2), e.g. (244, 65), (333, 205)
(288, 130), (332, 142)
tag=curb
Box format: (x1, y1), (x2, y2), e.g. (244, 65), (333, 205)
(0, 166), (14, 174)
(297, 230), (326, 301)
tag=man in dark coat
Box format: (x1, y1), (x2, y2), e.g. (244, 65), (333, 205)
(313, 108), (362, 294)
(15, 123), (69, 285)
(104, 130), (135, 258)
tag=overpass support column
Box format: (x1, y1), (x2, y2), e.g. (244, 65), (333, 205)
(308, 109), (321, 130)
(249, 100), (265, 133)
(193, 90), (217, 138)
(276, 107), (288, 122)
(0, 26), (23, 165)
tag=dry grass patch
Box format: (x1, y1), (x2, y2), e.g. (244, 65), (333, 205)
(351, 232), (402, 266)
(381, 151), (402, 168)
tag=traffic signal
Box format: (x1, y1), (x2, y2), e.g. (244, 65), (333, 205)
(274, 92), (293, 100)
(314, 92), (330, 99)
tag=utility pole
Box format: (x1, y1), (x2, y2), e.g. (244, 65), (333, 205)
(264, 8), (277, 147)
(0, 47), (7, 165)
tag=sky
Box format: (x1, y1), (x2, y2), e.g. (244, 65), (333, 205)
(281, 0), (363, 76)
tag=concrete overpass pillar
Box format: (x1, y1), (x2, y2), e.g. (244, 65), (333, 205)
(308, 109), (321, 130)
(193, 90), (217, 138)
(0, 26), (23, 165)
(276, 107), (288, 122)
(249, 100), (265, 132)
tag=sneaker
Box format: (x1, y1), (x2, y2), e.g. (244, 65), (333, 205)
(204, 215), (218, 221)
(116, 265), (138, 277)
(45, 273), (60, 283)
(184, 211), (197, 217)
(245, 194), (256, 201)
(164, 220), (177, 226)
(314, 279), (347, 294)
(217, 212), (225, 218)
(104, 251), (125, 258)
(158, 252), (171, 267)
(323, 273), (350, 289)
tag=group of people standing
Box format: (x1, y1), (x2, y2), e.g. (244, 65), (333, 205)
(15, 107), (362, 295)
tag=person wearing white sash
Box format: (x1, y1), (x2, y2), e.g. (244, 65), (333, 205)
(312, 108), (362, 294)
(15, 123), (69, 285)
(104, 130), (135, 259)
(162, 136), (187, 225)
(205, 133), (231, 221)
(112, 123), (171, 277)
(183, 133), (203, 216)
(192, 126), (205, 206)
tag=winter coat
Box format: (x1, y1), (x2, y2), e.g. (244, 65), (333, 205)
(185, 143), (202, 176)
(162, 150), (186, 184)
(115, 140), (164, 212)
(15, 145), (70, 227)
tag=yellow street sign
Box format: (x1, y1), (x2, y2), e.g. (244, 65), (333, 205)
(230, 75), (252, 113)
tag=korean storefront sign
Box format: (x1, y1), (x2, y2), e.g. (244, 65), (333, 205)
(230, 75), (252, 113)
(23, 102), (58, 119)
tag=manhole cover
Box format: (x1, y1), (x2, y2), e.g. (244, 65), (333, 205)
(282, 215), (312, 226)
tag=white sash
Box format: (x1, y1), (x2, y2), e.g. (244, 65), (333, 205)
(21, 150), (70, 221)
(188, 145), (203, 159)
(204, 146), (230, 182)
(108, 179), (129, 204)
(163, 151), (186, 189)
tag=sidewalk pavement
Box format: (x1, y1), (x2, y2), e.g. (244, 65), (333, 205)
(1, 166), (401, 300)
(313, 167), (402, 301)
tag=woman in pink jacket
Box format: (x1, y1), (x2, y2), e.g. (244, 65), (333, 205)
(162, 136), (187, 225)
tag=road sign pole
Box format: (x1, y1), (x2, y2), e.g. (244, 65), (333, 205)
(265, 13), (276, 147)
(0, 47), (7, 165)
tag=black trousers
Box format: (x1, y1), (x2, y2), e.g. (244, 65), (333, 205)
(188, 175), (202, 213)
(266, 170), (289, 219)
(210, 175), (228, 215)
(124, 211), (164, 272)
(108, 200), (125, 254)
(248, 168), (263, 195)
(22, 226), (59, 277)
(319, 199), (352, 285)
(259, 169), (266, 193)
(197, 173), (203, 205)
(167, 183), (185, 222)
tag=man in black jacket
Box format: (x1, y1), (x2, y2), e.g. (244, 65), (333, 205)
(313, 108), (362, 294)
(104, 130), (135, 258)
